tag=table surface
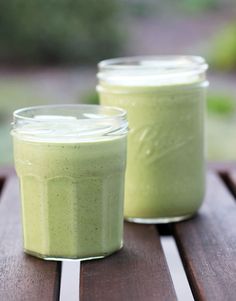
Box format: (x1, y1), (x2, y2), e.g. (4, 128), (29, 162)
(0, 164), (236, 301)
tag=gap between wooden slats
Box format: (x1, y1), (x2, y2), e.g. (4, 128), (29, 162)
(0, 177), (5, 196)
(60, 261), (80, 301)
(173, 172), (236, 301)
(219, 170), (236, 199)
(158, 224), (194, 301)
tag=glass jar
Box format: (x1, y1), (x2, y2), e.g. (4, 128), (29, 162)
(97, 56), (208, 223)
(11, 104), (128, 260)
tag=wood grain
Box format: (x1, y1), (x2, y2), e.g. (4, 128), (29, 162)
(0, 174), (60, 301)
(173, 172), (236, 301)
(80, 222), (177, 301)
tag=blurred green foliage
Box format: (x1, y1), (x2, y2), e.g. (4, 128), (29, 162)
(0, 0), (123, 64)
(124, 1), (158, 18)
(209, 23), (236, 71)
(180, 0), (219, 12)
(124, 0), (221, 17)
(207, 92), (235, 115)
(81, 90), (99, 105)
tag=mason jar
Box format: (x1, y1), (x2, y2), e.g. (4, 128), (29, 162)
(97, 56), (208, 223)
(11, 104), (128, 260)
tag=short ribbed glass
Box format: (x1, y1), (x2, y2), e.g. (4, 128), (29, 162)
(97, 56), (208, 223)
(11, 104), (128, 260)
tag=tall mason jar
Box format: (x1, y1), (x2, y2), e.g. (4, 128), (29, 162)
(12, 104), (128, 260)
(97, 56), (208, 223)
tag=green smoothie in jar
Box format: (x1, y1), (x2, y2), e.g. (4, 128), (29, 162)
(97, 56), (208, 223)
(12, 105), (128, 260)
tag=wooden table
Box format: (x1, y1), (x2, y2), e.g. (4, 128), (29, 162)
(0, 164), (236, 301)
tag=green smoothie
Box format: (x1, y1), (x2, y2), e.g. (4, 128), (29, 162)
(12, 105), (127, 260)
(98, 56), (208, 222)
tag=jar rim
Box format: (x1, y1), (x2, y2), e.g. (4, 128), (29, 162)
(98, 55), (208, 72)
(13, 104), (126, 120)
(12, 104), (128, 142)
(98, 56), (208, 87)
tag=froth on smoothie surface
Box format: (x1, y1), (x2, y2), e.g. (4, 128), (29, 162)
(14, 114), (122, 143)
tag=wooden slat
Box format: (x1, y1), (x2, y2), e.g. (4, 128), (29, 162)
(80, 222), (177, 301)
(0, 174), (60, 301)
(173, 172), (236, 301)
